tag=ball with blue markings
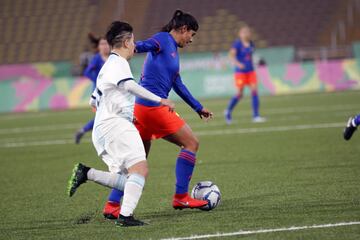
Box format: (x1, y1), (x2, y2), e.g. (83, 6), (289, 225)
(191, 181), (221, 211)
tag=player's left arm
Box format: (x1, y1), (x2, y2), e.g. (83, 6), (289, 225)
(83, 57), (98, 83)
(173, 75), (213, 121)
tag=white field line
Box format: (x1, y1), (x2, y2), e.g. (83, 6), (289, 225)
(0, 123), (82, 134)
(0, 122), (344, 148)
(196, 122), (344, 136)
(0, 134), (74, 144)
(0, 115), (303, 135)
(0, 102), (356, 135)
(0, 103), (358, 121)
(0, 138), (91, 148)
(161, 221), (360, 240)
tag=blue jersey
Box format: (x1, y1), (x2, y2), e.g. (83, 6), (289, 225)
(232, 40), (255, 73)
(135, 32), (203, 112)
(83, 53), (105, 89)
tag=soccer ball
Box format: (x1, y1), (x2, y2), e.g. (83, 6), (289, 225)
(191, 181), (221, 211)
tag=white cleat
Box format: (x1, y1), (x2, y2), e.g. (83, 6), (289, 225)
(252, 116), (266, 123)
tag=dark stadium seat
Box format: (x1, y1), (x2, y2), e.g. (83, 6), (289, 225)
(0, 0), (358, 64)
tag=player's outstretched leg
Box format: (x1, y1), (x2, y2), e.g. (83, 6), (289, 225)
(75, 119), (95, 144)
(67, 162), (146, 226)
(67, 163), (90, 197)
(344, 115), (360, 140)
(67, 163), (128, 197)
(225, 94), (241, 125)
(103, 189), (123, 220)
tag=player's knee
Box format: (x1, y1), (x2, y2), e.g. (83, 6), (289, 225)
(185, 136), (199, 152)
(128, 161), (149, 178)
(250, 86), (258, 95)
(138, 164), (149, 178)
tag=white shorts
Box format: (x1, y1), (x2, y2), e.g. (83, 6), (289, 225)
(92, 118), (146, 173)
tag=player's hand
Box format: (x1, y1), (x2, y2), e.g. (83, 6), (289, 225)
(237, 62), (245, 69)
(160, 98), (175, 112)
(198, 108), (213, 122)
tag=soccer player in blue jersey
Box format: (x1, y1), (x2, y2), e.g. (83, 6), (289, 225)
(344, 114), (360, 140)
(75, 37), (110, 144)
(225, 25), (266, 124)
(102, 10), (213, 218)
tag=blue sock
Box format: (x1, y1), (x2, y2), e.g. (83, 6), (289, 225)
(354, 114), (360, 126)
(252, 91), (260, 117)
(108, 188), (124, 204)
(82, 119), (94, 132)
(175, 149), (196, 194)
(227, 95), (240, 113)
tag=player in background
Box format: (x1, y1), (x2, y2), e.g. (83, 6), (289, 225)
(67, 21), (175, 226)
(75, 37), (110, 144)
(102, 10), (212, 218)
(224, 25), (266, 124)
(78, 33), (101, 75)
(343, 114), (360, 140)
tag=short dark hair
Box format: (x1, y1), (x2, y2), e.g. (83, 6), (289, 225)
(161, 10), (199, 32)
(106, 21), (133, 48)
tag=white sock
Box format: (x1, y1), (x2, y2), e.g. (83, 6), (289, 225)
(352, 119), (357, 127)
(120, 173), (145, 217)
(87, 168), (127, 190)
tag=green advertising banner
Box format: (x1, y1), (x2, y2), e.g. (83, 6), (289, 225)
(1, 52), (360, 113)
(130, 51), (360, 100)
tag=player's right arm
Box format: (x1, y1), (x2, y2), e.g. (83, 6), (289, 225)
(120, 80), (175, 111)
(135, 33), (166, 53)
(229, 46), (245, 70)
(135, 39), (160, 53)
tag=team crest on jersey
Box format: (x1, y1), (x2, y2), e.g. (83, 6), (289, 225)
(171, 52), (177, 58)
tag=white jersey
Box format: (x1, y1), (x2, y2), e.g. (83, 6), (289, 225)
(95, 53), (135, 121)
(93, 53), (136, 154)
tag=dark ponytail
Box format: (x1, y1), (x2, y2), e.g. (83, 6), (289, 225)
(161, 10), (199, 32)
(88, 33), (100, 48)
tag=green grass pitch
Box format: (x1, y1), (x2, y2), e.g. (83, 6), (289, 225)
(0, 91), (359, 239)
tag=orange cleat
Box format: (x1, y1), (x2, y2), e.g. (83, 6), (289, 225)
(172, 193), (208, 210)
(103, 201), (120, 220)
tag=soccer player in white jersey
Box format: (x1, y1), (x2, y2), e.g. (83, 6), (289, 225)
(67, 21), (174, 227)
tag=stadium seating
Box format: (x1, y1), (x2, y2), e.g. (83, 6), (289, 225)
(0, 0), (99, 65)
(130, 0), (353, 53)
(0, 0), (358, 64)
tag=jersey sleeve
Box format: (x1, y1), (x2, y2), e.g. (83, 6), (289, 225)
(173, 74), (203, 112)
(135, 32), (167, 53)
(135, 38), (160, 53)
(231, 40), (239, 50)
(83, 55), (99, 83)
(122, 80), (161, 103)
(110, 59), (134, 86)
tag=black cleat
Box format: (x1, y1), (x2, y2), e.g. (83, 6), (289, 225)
(75, 130), (85, 144)
(344, 117), (357, 141)
(115, 215), (147, 227)
(104, 213), (118, 220)
(67, 163), (90, 197)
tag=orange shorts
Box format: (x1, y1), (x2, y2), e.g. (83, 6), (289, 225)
(234, 71), (257, 89)
(134, 103), (186, 141)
